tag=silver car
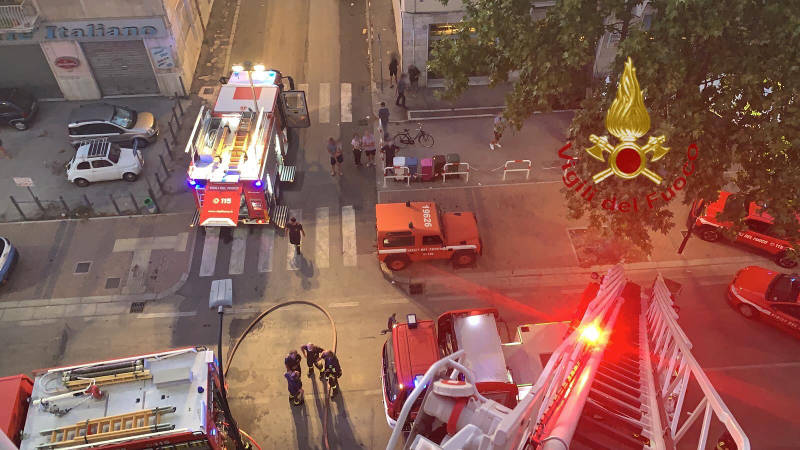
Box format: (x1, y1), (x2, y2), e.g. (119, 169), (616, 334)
(68, 103), (158, 148)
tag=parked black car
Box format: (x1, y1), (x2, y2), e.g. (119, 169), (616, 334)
(0, 88), (38, 130)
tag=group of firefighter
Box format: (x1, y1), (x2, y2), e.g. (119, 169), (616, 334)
(284, 343), (342, 405)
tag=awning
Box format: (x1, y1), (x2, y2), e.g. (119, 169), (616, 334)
(200, 183), (242, 227)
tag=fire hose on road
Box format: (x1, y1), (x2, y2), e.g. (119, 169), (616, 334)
(223, 301), (338, 450)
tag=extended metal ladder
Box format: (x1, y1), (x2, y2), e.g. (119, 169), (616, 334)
(228, 111), (253, 172)
(39, 406), (175, 448)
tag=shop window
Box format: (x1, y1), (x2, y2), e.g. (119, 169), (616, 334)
(428, 23), (485, 80)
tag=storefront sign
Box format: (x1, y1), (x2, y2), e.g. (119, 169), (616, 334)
(558, 58), (699, 213)
(54, 56), (80, 69)
(0, 17), (167, 43)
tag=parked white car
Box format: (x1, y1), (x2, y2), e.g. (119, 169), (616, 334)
(66, 138), (143, 187)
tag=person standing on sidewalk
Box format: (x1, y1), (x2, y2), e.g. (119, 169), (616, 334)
(326, 137), (343, 176)
(381, 141), (398, 169)
(351, 132), (362, 166)
(377, 102), (391, 141)
(396, 74), (408, 109)
(362, 129), (377, 167)
(301, 342), (324, 378)
(285, 350), (302, 376)
(287, 217), (305, 254)
(0, 138), (10, 159)
(408, 65), (420, 92)
(389, 55), (399, 88)
(490, 112), (505, 151)
(285, 370), (304, 406)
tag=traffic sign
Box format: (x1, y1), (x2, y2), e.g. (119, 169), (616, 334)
(13, 177), (34, 187)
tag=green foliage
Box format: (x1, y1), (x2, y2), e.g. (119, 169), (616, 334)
(430, 0), (800, 254)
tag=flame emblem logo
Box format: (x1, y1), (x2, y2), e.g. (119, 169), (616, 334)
(586, 58), (669, 184)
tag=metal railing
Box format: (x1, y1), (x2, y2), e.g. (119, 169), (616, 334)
(0, 1), (38, 32)
(442, 162), (470, 183)
(647, 274), (750, 449)
(502, 159), (532, 180)
(383, 166), (410, 187)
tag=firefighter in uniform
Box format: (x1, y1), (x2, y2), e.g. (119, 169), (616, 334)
(301, 343), (323, 378)
(320, 350), (342, 398)
(285, 350), (302, 375)
(285, 370), (304, 406)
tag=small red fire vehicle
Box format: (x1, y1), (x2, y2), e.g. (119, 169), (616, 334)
(690, 191), (798, 268)
(185, 68), (309, 228)
(376, 202), (482, 271)
(381, 308), (568, 430)
(0, 347), (242, 449)
(728, 265), (800, 338)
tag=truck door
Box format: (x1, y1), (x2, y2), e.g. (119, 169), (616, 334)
(419, 234), (450, 260)
(280, 91), (311, 128)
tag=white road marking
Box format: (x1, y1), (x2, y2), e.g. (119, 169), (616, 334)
(258, 227), (275, 273)
(329, 302), (360, 308)
(199, 227), (220, 277)
(342, 205), (357, 266)
(287, 209), (302, 270)
(316, 207), (330, 268)
(319, 83), (330, 123)
(379, 299), (408, 304)
(137, 311), (198, 319)
(340, 82), (352, 123)
(114, 232), (189, 294)
(229, 227), (248, 275)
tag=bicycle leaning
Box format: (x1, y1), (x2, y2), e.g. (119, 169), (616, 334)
(392, 122), (434, 148)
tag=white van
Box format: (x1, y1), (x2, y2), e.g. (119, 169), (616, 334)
(66, 138), (143, 187)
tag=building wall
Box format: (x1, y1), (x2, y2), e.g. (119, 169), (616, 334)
(32, 0), (165, 20)
(162, 0), (213, 96)
(401, 10), (469, 87)
(401, 0), (464, 13)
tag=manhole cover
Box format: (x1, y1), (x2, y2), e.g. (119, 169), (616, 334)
(130, 302), (145, 313)
(74, 262), (91, 274)
(105, 277), (121, 289)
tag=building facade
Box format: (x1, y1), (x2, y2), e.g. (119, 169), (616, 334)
(0, 0), (212, 100)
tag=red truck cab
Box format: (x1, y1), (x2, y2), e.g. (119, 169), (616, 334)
(690, 191), (798, 268)
(728, 265), (800, 338)
(376, 202), (482, 271)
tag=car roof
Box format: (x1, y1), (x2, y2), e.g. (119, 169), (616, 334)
(69, 103), (115, 124)
(75, 139), (110, 158)
(376, 202), (442, 235)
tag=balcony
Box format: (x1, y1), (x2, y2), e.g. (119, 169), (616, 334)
(0, 1), (39, 33)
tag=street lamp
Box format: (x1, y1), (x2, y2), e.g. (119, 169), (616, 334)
(209, 278), (246, 450)
(232, 61), (266, 112)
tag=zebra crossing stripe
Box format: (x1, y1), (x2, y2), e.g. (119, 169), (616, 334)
(340, 83), (352, 123)
(316, 207), (330, 268)
(229, 227), (248, 275)
(258, 227), (274, 273)
(319, 83), (330, 123)
(199, 227), (220, 277)
(287, 209), (302, 270)
(342, 205), (357, 266)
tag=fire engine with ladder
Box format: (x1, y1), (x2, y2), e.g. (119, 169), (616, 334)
(185, 67), (309, 228)
(0, 347), (247, 450)
(386, 266), (751, 450)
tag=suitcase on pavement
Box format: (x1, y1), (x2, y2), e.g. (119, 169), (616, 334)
(420, 158), (434, 181)
(446, 153), (460, 174)
(432, 154), (446, 176)
(392, 156), (407, 180)
(406, 157), (418, 177)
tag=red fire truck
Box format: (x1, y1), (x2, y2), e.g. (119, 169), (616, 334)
(0, 347), (245, 449)
(381, 308), (568, 430)
(185, 68), (309, 228)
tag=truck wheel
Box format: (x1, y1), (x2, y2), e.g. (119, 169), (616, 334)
(776, 251), (798, 268)
(384, 255), (410, 271)
(453, 250), (476, 267)
(74, 178), (90, 187)
(737, 303), (758, 319)
(697, 226), (721, 242)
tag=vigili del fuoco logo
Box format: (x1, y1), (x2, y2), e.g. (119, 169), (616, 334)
(558, 57), (698, 213)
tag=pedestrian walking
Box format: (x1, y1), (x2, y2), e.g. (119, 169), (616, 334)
(377, 102), (391, 141)
(287, 217), (305, 254)
(285, 370), (304, 406)
(396, 74), (408, 109)
(362, 129), (377, 167)
(408, 65), (420, 92)
(381, 141), (399, 169)
(326, 137), (343, 176)
(389, 55), (399, 88)
(351, 132), (362, 166)
(0, 138), (10, 159)
(301, 342), (324, 378)
(284, 350), (302, 375)
(490, 113), (505, 151)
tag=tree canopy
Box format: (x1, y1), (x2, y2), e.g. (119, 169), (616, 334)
(430, 0), (800, 256)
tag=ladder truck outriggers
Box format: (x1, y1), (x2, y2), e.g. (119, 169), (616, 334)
(386, 266), (751, 450)
(1, 347), (249, 450)
(185, 67), (309, 228)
